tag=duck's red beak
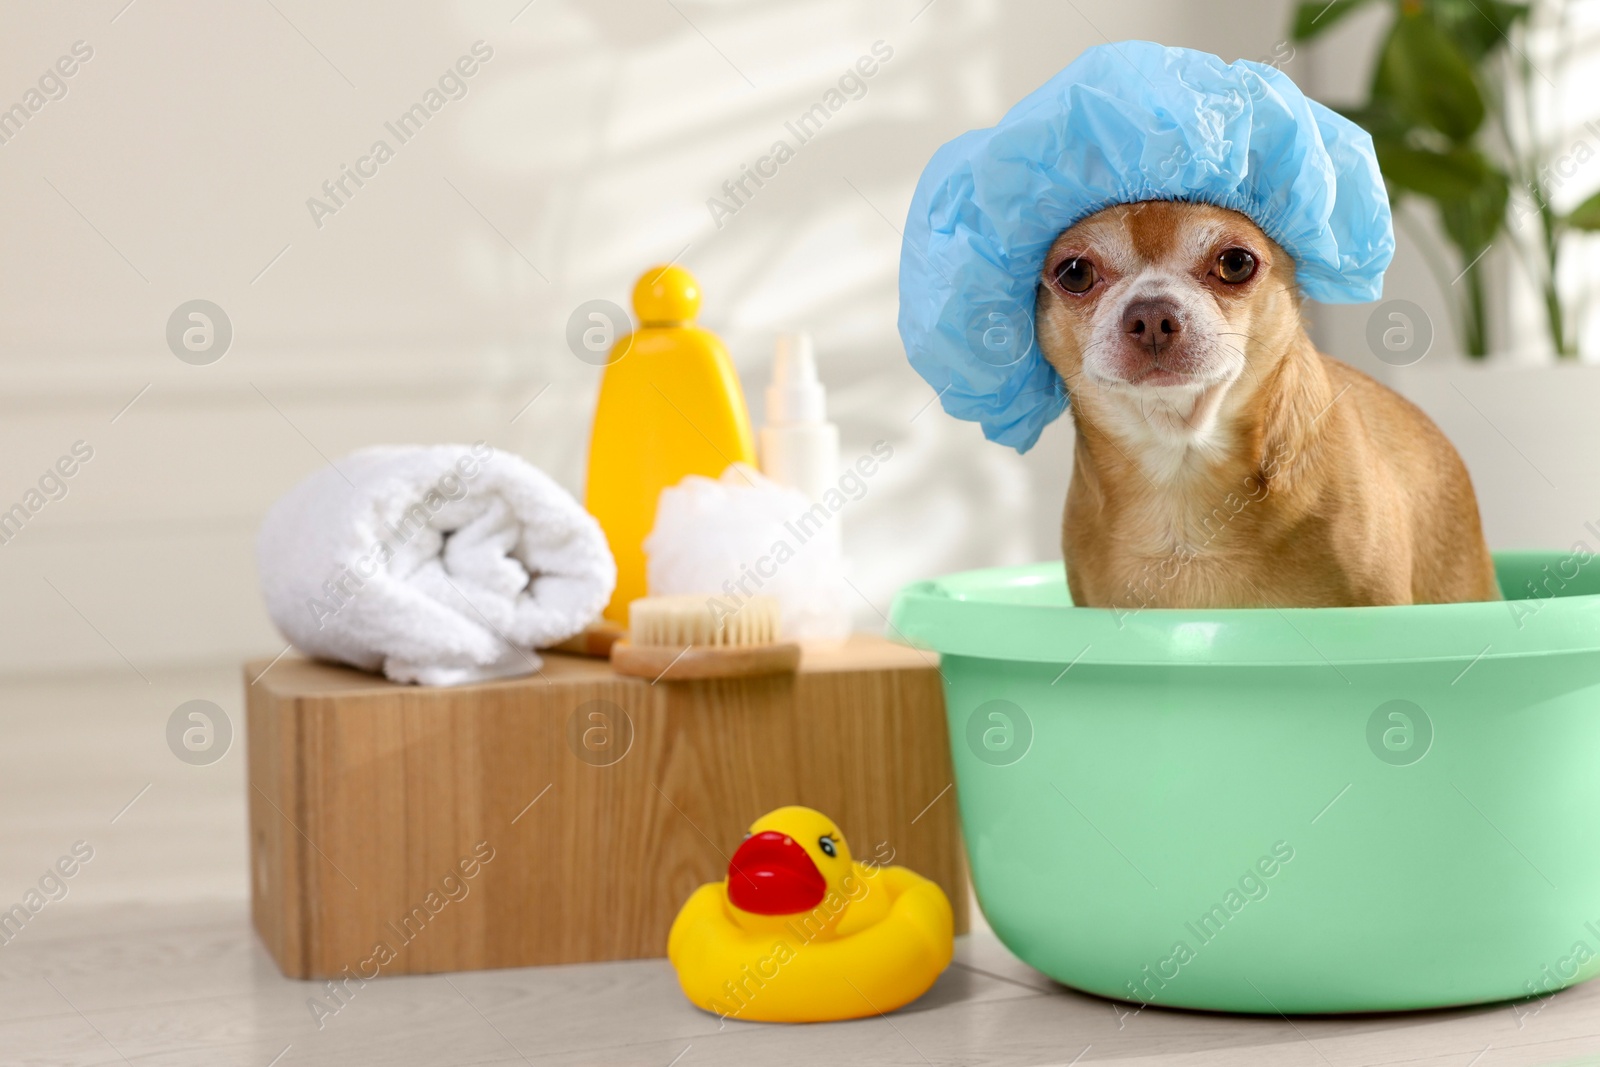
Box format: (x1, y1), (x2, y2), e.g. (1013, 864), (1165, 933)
(726, 830), (826, 915)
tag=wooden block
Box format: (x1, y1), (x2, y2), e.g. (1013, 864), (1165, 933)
(245, 634), (966, 979)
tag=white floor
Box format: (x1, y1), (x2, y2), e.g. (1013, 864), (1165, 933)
(5, 666), (1600, 1066)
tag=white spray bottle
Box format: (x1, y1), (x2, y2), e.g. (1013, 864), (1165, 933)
(759, 333), (840, 504)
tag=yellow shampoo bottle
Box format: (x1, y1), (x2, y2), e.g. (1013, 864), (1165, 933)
(585, 266), (756, 624)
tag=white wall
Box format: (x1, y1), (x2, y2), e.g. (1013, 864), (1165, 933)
(0, 0), (1425, 677)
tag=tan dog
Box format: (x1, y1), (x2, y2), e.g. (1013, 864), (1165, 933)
(1034, 200), (1498, 612)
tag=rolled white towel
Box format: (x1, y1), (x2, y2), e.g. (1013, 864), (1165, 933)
(257, 442), (615, 686)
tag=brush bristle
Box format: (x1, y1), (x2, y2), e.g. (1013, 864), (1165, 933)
(628, 595), (780, 647)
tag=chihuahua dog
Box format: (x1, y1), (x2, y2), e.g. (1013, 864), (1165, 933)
(1034, 200), (1498, 611)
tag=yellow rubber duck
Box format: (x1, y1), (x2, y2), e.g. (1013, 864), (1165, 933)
(666, 805), (953, 1023)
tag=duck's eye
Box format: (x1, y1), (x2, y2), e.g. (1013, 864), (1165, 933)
(1217, 248), (1257, 285)
(1054, 257), (1097, 294)
(818, 835), (837, 858)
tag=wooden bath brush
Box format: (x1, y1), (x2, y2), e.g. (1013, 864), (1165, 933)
(609, 595), (801, 680)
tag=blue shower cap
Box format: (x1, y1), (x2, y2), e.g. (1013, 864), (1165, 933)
(898, 41), (1395, 452)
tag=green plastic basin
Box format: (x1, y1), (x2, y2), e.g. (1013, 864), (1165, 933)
(889, 550), (1600, 1013)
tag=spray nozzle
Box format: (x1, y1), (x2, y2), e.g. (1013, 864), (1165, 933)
(767, 333), (825, 424)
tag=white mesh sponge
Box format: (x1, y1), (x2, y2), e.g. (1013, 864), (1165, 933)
(643, 464), (849, 641)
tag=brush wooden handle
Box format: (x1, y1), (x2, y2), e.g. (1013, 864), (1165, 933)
(609, 639), (801, 681)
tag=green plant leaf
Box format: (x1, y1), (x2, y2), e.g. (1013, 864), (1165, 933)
(1373, 139), (1494, 200)
(1438, 170), (1509, 359)
(1438, 167), (1510, 257)
(1376, 12), (1486, 140)
(1339, 99), (1415, 142)
(1567, 190), (1600, 231)
(1429, 0), (1530, 64)
(1291, 0), (1378, 41)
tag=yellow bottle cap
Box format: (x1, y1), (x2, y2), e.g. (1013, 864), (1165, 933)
(633, 265), (701, 326)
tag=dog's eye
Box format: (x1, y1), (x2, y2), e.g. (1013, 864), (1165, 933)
(1217, 248), (1257, 285)
(1054, 257), (1097, 294)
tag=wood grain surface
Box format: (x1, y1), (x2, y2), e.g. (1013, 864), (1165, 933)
(245, 635), (965, 979)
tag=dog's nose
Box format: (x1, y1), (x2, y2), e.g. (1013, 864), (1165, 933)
(1122, 299), (1183, 352)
